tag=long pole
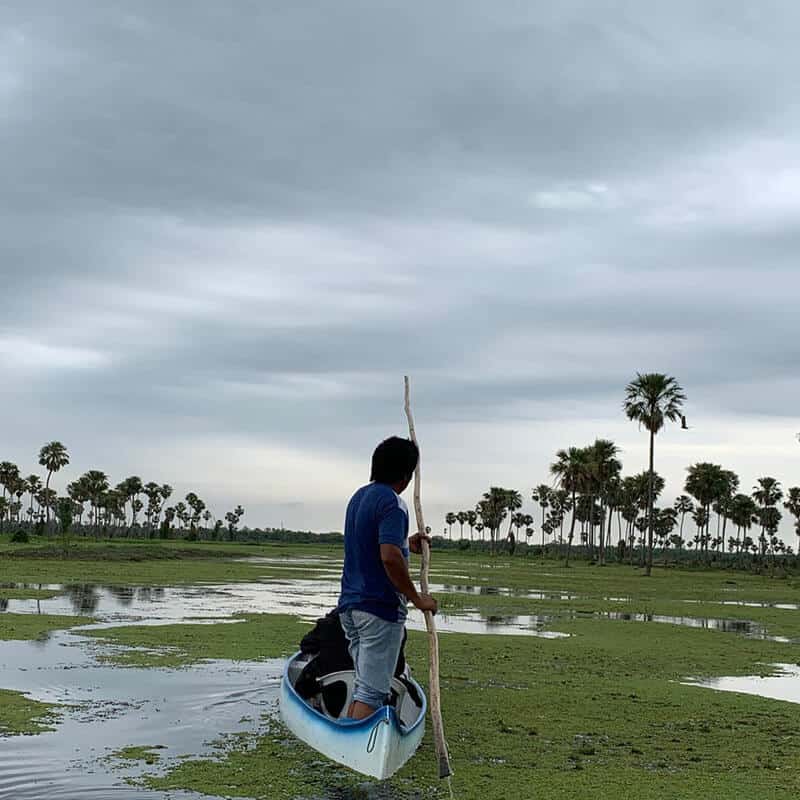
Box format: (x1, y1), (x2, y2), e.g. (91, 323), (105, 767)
(403, 376), (452, 779)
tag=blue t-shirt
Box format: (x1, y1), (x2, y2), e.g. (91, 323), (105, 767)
(338, 482), (410, 623)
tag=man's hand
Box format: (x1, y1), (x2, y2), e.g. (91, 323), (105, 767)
(414, 593), (438, 615)
(409, 531), (432, 555)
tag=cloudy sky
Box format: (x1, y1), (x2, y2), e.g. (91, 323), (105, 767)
(2, 2), (798, 537)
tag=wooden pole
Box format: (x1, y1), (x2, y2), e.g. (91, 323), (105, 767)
(403, 375), (452, 779)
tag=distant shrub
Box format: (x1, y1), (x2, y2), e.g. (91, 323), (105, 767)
(184, 531), (199, 542)
(11, 530), (29, 543)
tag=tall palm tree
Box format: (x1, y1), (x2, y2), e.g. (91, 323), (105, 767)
(25, 475), (42, 522)
(550, 447), (591, 567)
(477, 488), (508, 555)
(624, 373), (686, 576)
(783, 487), (800, 555)
(504, 490), (523, 541)
(673, 495), (694, 541)
(685, 463), (727, 562)
(81, 470), (109, 532)
(532, 484), (551, 548)
(0, 462), (20, 501)
(38, 442), (70, 525)
(0, 497), (9, 533)
(590, 439), (621, 565)
(752, 477), (783, 555)
(455, 511), (467, 541)
(466, 509), (478, 541)
(445, 512), (457, 539)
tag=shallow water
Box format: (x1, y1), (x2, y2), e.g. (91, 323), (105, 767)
(684, 663), (800, 705)
(3, 581), (787, 641)
(0, 581), (571, 638)
(0, 627), (281, 799)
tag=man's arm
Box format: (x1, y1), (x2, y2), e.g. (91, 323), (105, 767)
(380, 544), (437, 614)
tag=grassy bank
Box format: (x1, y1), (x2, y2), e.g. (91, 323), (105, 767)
(0, 611), (90, 642)
(0, 539), (338, 585)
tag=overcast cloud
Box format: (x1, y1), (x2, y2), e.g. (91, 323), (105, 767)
(1, 2), (798, 536)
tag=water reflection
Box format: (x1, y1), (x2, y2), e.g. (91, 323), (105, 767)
(2, 579), (792, 641)
(684, 663), (800, 705)
(437, 584), (578, 601)
(0, 630), (281, 799)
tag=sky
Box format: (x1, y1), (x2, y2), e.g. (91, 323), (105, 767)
(1, 2), (798, 539)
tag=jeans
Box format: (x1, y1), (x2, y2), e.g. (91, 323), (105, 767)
(339, 608), (405, 709)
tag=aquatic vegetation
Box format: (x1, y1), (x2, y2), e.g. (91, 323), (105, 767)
(0, 689), (60, 736)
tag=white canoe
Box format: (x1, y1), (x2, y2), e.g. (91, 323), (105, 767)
(280, 651), (426, 780)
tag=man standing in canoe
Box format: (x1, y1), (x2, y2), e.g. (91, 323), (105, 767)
(338, 436), (438, 720)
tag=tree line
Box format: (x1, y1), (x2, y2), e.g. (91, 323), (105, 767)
(442, 373), (800, 574)
(0, 442), (246, 542)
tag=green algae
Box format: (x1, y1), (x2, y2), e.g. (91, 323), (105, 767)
(85, 613), (307, 667)
(0, 689), (60, 736)
(0, 611), (90, 642)
(109, 744), (167, 765)
(117, 613), (800, 799)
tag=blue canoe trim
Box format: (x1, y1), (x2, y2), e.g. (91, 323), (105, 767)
(282, 651), (427, 737)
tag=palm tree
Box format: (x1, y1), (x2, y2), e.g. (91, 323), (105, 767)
(752, 477), (783, 552)
(25, 475), (42, 523)
(753, 477), (783, 510)
(673, 495), (694, 540)
(504, 490), (523, 541)
(445, 512), (457, 539)
(624, 373), (686, 576)
(0, 462), (20, 501)
(550, 447), (591, 567)
(590, 439), (621, 565)
(455, 511), (467, 541)
(38, 442), (70, 524)
(466, 509), (478, 541)
(474, 522), (484, 542)
(532, 484), (551, 547)
(785, 487), (800, 555)
(81, 470), (109, 532)
(685, 463), (727, 563)
(477, 488), (508, 555)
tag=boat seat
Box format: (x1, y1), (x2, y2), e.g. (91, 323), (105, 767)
(316, 671), (417, 723)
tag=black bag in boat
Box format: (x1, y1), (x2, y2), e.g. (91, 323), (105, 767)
(295, 609), (413, 716)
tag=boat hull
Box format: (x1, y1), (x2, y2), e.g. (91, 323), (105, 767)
(280, 652), (426, 780)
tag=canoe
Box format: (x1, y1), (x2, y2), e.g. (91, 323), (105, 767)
(280, 650), (426, 779)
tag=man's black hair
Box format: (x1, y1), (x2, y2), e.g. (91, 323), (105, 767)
(370, 436), (419, 485)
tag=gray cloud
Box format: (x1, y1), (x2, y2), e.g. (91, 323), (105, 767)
(2, 2), (799, 534)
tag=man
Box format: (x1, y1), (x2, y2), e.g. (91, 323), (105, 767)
(337, 436), (438, 720)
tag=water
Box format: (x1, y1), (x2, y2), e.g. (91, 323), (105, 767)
(0, 580), (575, 636)
(585, 611), (785, 641)
(2, 582), (785, 640)
(683, 663), (800, 705)
(0, 628), (281, 799)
